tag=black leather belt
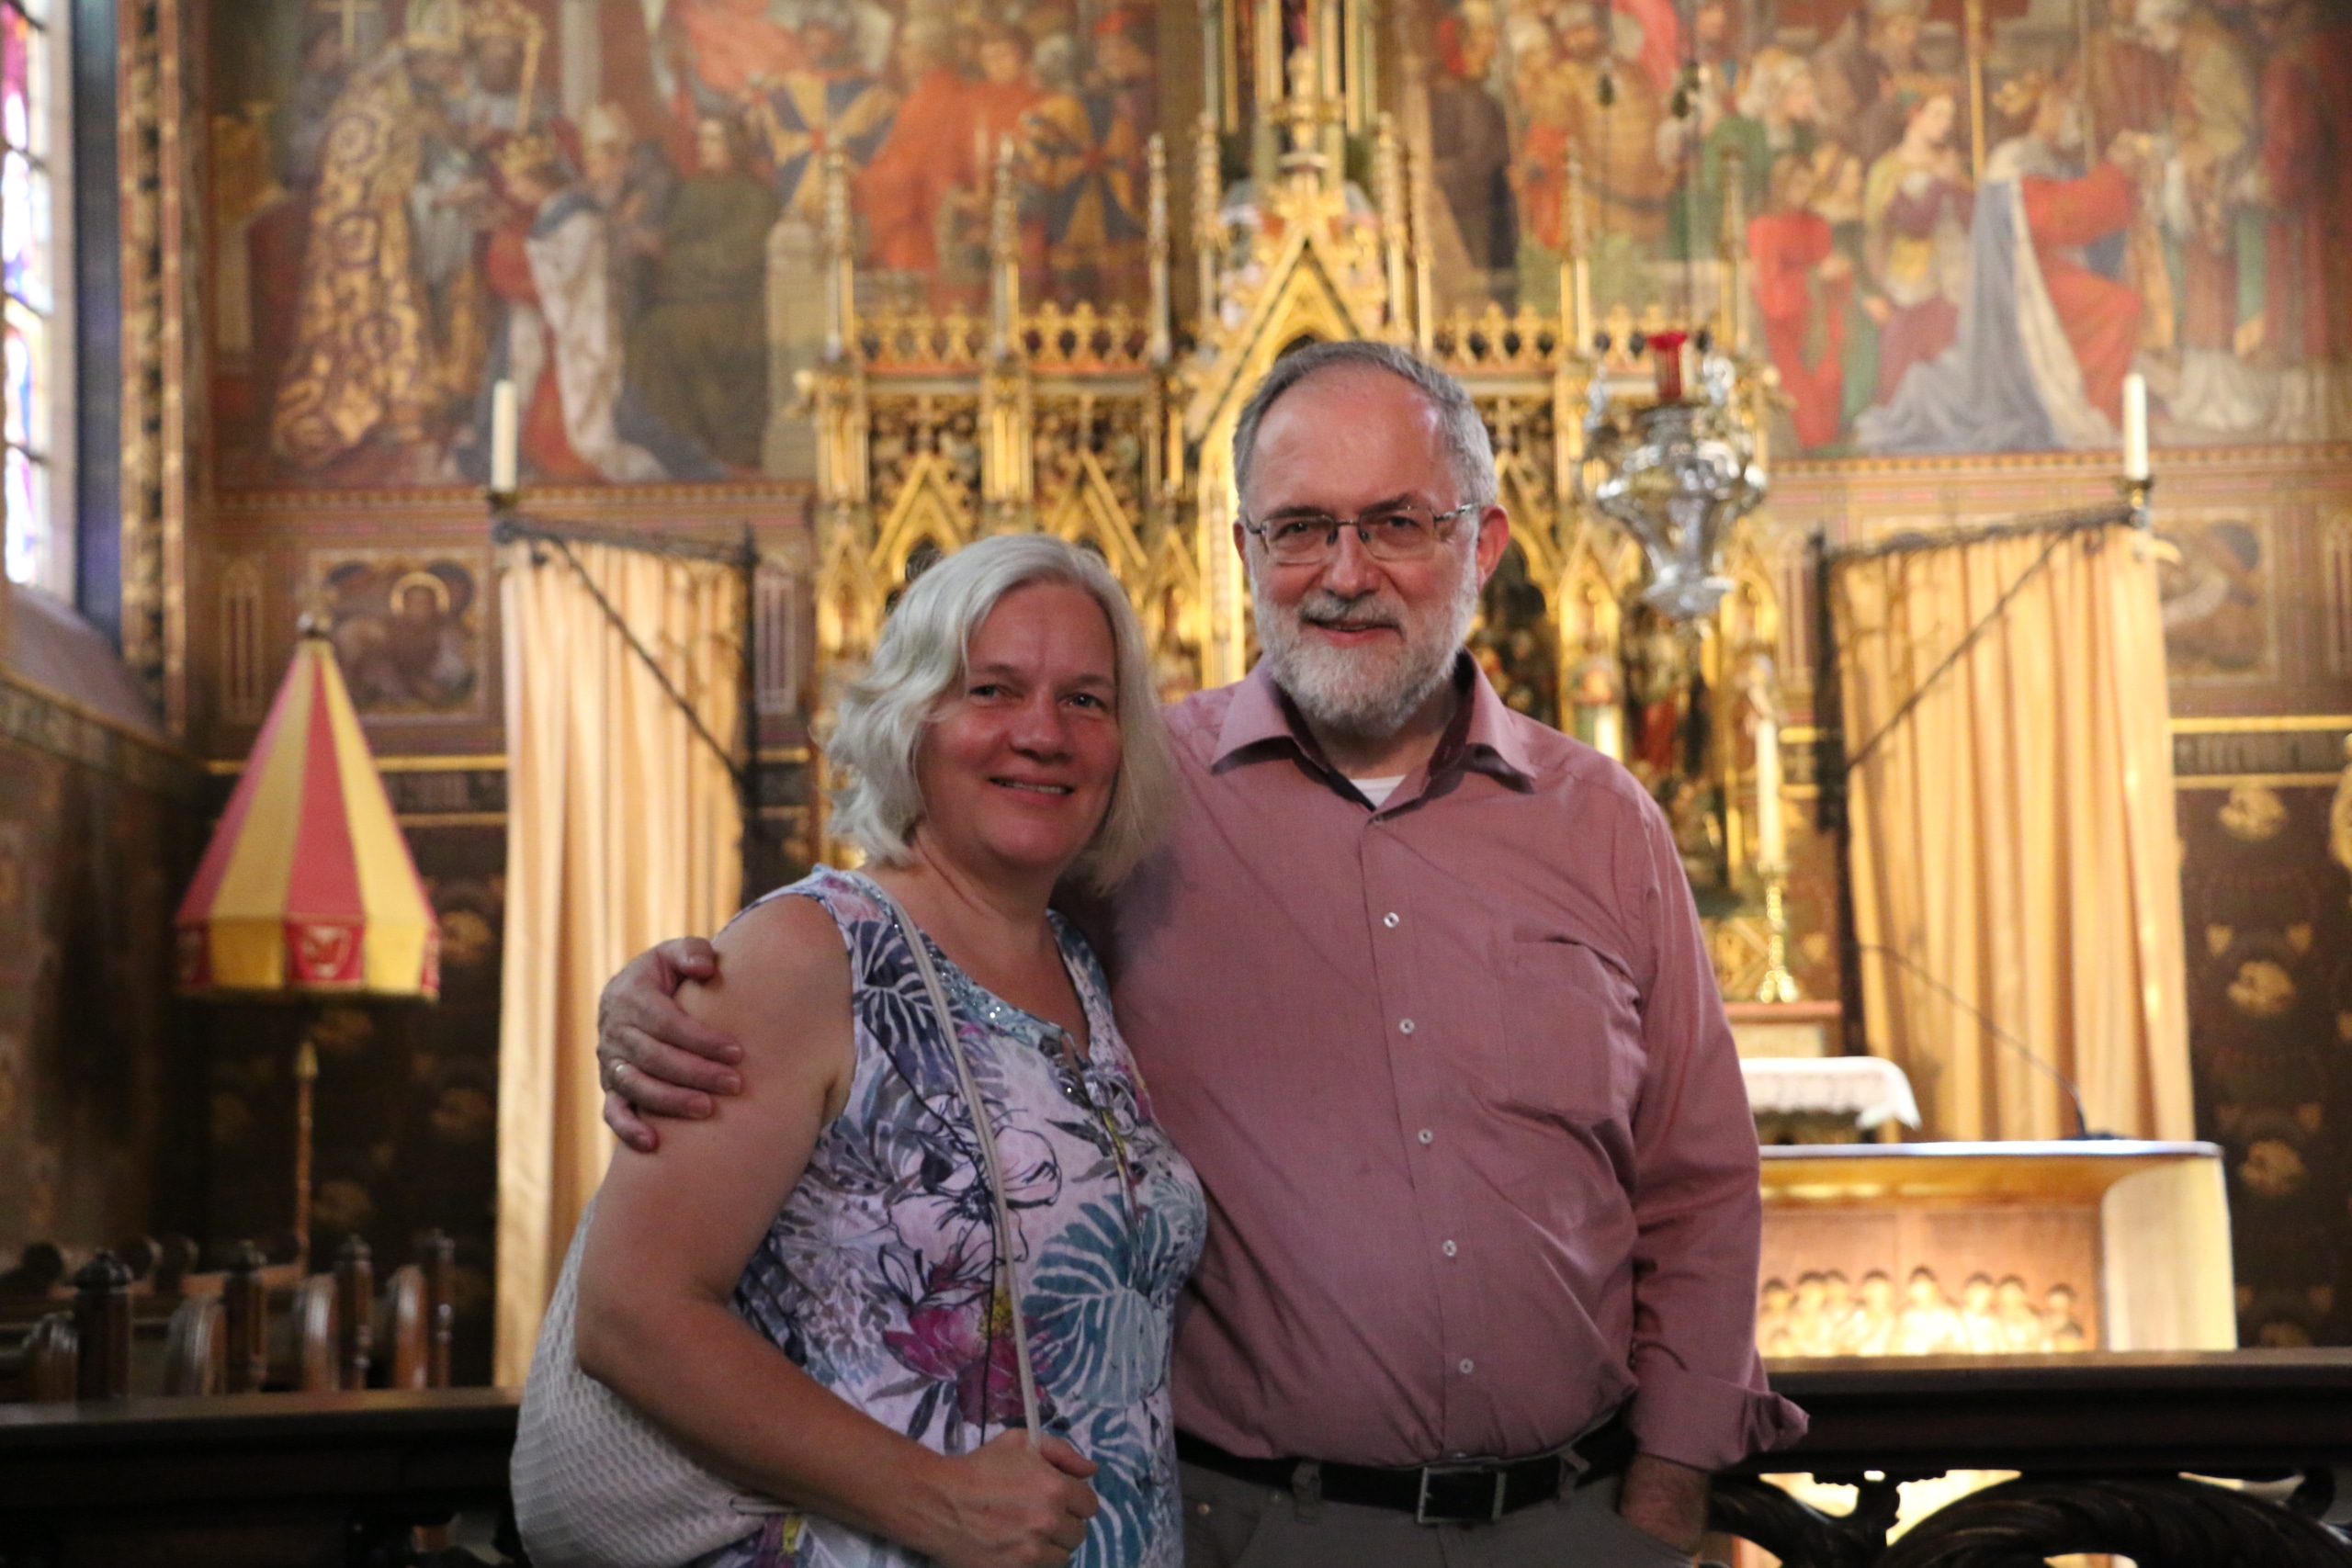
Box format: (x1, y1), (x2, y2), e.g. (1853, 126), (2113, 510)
(1175, 1407), (1634, 1525)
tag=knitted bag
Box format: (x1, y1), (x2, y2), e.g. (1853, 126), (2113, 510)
(509, 886), (1043, 1568)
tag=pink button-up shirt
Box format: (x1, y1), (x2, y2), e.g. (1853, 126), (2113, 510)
(1092, 659), (1805, 1472)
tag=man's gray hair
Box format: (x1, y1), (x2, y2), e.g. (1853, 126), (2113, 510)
(828, 533), (1175, 892)
(1231, 341), (1498, 513)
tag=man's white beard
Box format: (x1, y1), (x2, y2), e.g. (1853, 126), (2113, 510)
(1251, 556), (1482, 742)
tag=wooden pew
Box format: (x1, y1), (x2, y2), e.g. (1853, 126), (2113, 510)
(0, 1233), (459, 1403)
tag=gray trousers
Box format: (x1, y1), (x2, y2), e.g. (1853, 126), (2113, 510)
(1179, 1460), (1694, 1568)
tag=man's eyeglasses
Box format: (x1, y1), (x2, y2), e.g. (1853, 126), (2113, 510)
(1239, 501), (1480, 567)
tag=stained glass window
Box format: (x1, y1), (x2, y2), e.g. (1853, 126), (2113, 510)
(3, 0), (65, 593)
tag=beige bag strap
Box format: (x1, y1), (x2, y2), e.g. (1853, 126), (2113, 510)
(866, 881), (1046, 1443)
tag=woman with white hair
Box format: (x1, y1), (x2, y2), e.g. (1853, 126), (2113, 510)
(514, 534), (1204, 1568)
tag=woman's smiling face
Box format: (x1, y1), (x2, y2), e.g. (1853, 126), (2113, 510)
(911, 580), (1124, 885)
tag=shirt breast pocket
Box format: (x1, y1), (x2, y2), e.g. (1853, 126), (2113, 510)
(1491, 936), (1641, 1124)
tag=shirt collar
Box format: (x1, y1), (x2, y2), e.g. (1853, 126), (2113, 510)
(1212, 653), (1539, 792)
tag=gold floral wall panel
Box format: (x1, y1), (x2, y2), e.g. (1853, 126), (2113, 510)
(2175, 750), (2352, 1348)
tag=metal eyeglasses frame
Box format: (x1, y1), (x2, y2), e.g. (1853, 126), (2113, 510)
(1238, 500), (1482, 565)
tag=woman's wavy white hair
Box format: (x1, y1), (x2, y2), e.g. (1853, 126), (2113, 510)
(828, 534), (1175, 892)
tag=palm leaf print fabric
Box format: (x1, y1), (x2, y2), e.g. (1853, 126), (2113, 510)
(700, 868), (1204, 1568)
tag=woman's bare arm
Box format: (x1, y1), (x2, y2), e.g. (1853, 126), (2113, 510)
(573, 896), (1097, 1568)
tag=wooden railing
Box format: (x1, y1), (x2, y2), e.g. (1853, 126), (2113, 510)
(1724, 1350), (2352, 1566)
(6, 1353), (2352, 1566)
(0, 1388), (518, 1567)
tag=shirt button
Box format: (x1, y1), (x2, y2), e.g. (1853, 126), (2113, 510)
(1442, 1239), (1458, 1258)
(1399, 1019), (1416, 1034)
(1384, 912), (1400, 928)
(1418, 1128), (1433, 1145)
(1458, 1358), (1476, 1374)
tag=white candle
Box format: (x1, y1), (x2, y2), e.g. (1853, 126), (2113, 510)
(491, 378), (520, 495)
(1591, 703), (1623, 763)
(1755, 716), (1785, 867)
(2122, 371), (2149, 482)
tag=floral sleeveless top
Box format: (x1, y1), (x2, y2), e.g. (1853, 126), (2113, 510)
(701, 868), (1205, 1568)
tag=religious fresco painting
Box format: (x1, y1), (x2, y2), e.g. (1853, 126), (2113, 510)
(206, 0), (1160, 491)
(310, 549), (487, 715)
(2157, 513), (2271, 680)
(1419, 0), (2352, 456)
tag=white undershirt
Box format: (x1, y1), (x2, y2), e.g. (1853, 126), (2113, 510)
(1351, 774), (1407, 807)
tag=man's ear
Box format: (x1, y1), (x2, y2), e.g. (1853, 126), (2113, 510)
(1473, 504), (1512, 587)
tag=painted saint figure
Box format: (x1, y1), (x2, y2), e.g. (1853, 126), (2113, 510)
(1861, 92), (1972, 406)
(2246, 0), (2352, 437)
(481, 134), (666, 482)
(1021, 15), (1155, 304)
(269, 5), (489, 478)
(1748, 152), (1850, 450)
(749, 6), (900, 223)
(856, 21), (971, 281)
(1425, 2), (1516, 304)
(2141, 0), (2265, 433)
(1858, 91), (2151, 454)
(1812, 0), (1936, 163)
(628, 116), (782, 472)
(1511, 0), (1675, 306)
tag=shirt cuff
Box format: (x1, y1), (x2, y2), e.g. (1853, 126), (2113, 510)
(1624, 1353), (1809, 1472)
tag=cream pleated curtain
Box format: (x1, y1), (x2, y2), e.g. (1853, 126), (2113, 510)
(1833, 522), (2193, 1143)
(495, 539), (743, 1385)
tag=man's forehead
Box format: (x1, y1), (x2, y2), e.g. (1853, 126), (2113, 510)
(1248, 373), (1452, 505)
(1254, 368), (1445, 450)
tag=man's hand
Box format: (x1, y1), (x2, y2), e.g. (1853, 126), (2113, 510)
(596, 938), (743, 1153)
(1616, 1451), (1709, 1558)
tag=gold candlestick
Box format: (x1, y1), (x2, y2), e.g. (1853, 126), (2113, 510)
(1755, 861), (1800, 1005)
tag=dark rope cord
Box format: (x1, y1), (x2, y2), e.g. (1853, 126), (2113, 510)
(534, 532), (747, 790)
(1854, 941), (2100, 1140)
(1837, 515), (2132, 778)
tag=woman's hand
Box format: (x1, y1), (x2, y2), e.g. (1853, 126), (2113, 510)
(910, 1433), (1102, 1568)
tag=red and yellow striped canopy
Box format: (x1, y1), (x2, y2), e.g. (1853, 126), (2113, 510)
(175, 633), (439, 998)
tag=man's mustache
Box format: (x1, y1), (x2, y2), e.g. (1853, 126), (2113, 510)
(1295, 592), (1403, 632)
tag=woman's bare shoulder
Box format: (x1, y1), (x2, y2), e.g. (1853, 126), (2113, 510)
(683, 892), (854, 1055)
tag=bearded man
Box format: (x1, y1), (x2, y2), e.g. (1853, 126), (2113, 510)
(596, 341), (1804, 1567)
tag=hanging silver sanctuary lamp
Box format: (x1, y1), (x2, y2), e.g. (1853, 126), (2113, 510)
(1581, 327), (1765, 623)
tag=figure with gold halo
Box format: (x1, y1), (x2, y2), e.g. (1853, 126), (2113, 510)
(327, 560), (478, 711)
(269, 0), (490, 479)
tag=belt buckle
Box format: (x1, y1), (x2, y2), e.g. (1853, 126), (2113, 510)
(1414, 1461), (1507, 1525)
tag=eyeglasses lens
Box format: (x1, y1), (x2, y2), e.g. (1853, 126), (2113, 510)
(1263, 506), (1441, 564)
